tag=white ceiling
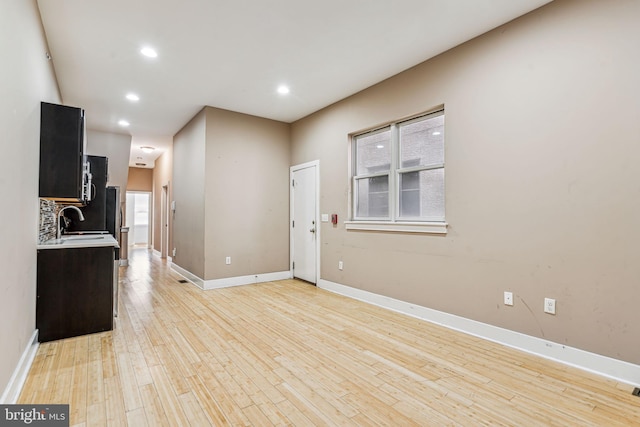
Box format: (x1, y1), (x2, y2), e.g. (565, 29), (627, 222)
(37, 0), (552, 167)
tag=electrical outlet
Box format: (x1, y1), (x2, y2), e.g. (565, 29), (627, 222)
(544, 298), (556, 314)
(504, 291), (513, 306)
(172, 248), (176, 257)
(338, 261), (343, 270)
(225, 256), (231, 265)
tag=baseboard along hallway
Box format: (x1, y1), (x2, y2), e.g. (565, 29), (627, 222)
(17, 248), (640, 425)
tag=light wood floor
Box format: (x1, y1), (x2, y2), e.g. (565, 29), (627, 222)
(19, 249), (640, 426)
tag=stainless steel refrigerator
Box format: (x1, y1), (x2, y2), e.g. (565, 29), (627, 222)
(106, 186), (121, 243)
(106, 186), (121, 316)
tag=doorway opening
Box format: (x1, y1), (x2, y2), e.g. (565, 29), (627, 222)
(126, 191), (151, 248)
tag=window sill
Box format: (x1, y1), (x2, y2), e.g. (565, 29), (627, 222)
(344, 221), (448, 234)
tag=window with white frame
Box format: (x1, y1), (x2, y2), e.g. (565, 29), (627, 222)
(350, 110), (445, 231)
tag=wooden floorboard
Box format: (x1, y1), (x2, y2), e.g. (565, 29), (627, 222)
(19, 248), (640, 426)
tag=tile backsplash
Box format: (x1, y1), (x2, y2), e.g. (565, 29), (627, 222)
(39, 199), (59, 243)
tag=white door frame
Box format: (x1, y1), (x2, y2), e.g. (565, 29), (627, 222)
(160, 184), (169, 258)
(290, 160), (320, 284)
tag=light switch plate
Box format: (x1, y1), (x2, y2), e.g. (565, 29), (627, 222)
(321, 214), (329, 222)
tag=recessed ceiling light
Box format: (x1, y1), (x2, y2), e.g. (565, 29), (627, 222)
(140, 146), (155, 153)
(277, 85), (290, 95)
(432, 131), (441, 136)
(376, 144), (385, 149)
(118, 120), (130, 127)
(126, 93), (140, 102)
(140, 47), (158, 58)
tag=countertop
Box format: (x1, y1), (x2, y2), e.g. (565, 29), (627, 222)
(38, 234), (120, 250)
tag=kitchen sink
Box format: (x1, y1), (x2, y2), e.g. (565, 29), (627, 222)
(62, 235), (105, 241)
(39, 234), (116, 248)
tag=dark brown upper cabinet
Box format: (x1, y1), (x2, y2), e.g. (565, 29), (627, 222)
(39, 101), (88, 203)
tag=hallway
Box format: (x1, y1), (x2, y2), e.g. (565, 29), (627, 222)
(18, 249), (640, 426)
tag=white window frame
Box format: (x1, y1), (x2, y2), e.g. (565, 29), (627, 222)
(346, 109), (448, 234)
(352, 126), (392, 221)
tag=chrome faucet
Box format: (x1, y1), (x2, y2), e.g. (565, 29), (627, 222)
(57, 206), (85, 239)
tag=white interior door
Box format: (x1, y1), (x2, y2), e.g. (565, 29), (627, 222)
(291, 163), (318, 283)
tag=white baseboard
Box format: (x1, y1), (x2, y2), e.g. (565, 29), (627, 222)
(203, 271), (292, 290)
(0, 330), (39, 404)
(152, 250), (172, 263)
(171, 263), (204, 288)
(318, 279), (640, 386)
(171, 264), (291, 290)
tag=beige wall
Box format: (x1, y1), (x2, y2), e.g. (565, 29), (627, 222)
(0, 0), (60, 398)
(152, 148), (173, 255)
(172, 109), (206, 278)
(173, 106), (290, 281)
(127, 167), (153, 192)
(86, 129), (131, 202)
(291, 0), (640, 364)
(203, 107), (290, 280)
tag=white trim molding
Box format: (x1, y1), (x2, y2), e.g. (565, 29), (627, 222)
(171, 264), (291, 290)
(171, 264), (205, 288)
(345, 221), (448, 234)
(203, 271), (292, 290)
(1, 330), (39, 404)
(318, 279), (640, 386)
(152, 250), (172, 263)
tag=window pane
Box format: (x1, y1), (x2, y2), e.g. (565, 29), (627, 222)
(355, 128), (391, 175)
(399, 168), (444, 220)
(356, 175), (389, 218)
(400, 114), (444, 168)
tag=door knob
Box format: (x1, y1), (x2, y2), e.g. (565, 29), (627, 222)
(310, 228), (316, 233)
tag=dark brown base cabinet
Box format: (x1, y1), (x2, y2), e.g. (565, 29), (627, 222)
(37, 246), (114, 342)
